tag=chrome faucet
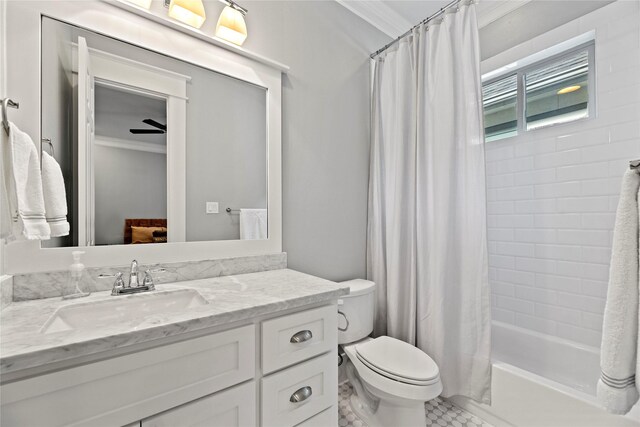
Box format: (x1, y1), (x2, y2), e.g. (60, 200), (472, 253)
(111, 260), (156, 296)
(129, 259), (140, 287)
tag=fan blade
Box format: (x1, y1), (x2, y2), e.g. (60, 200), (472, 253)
(142, 119), (167, 131)
(129, 129), (165, 134)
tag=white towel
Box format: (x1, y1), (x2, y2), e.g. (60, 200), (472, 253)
(239, 208), (267, 240)
(41, 151), (70, 237)
(1, 122), (50, 241)
(0, 130), (12, 238)
(598, 169), (640, 414)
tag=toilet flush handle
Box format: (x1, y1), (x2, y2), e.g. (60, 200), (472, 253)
(337, 299), (349, 331)
(338, 310), (349, 332)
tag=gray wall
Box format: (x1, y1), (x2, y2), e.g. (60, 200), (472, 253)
(236, 1), (390, 281)
(93, 87), (168, 246)
(185, 73), (267, 242)
(479, 1), (614, 60)
(94, 145), (167, 245)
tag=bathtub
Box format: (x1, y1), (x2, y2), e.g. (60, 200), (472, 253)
(450, 322), (640, 426)
(492, 321), (601, 395)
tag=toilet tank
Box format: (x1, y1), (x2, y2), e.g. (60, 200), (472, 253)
(338, 279), (375, 344)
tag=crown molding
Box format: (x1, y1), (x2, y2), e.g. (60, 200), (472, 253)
(335, 0), (533, 39)
(476, 0), (532, 28)
(335, 0), (412, 38)
(95, 136), (168, 154)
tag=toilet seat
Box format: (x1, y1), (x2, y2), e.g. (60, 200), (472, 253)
(343, 337), (443, 403)
(354, 336), (440, 386)
(356, 352), (440, 386)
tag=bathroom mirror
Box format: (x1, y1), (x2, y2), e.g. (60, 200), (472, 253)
(41, 17), (268, 248)
(4, 0), (282, 273)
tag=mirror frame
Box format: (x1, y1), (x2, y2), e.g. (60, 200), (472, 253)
(4, 0), (283, 273)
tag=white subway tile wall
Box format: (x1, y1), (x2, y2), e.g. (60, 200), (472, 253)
(485, 1), (640, 348)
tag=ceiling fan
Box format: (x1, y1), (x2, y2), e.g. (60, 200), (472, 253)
(129, 119), (167, 134)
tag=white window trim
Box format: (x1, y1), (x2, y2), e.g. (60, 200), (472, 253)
(482, 33), (596, 140)
(482, 31), (595, 82)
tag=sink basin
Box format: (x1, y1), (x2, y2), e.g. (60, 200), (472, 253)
(40, 288), (208, 334)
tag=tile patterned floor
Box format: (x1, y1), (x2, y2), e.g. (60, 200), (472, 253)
(338, 382), (493, 427)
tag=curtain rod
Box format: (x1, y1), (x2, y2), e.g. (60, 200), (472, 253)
(370, 0), (465, 59)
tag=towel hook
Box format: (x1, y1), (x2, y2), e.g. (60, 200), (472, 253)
(1, 98), (19, 135)
(42, 138), (55, 158)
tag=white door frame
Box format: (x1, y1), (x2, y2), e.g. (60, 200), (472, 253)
(74, 43), (190, 244)
(77, 36), (95, 247)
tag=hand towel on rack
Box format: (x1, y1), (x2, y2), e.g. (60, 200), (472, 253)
(597, 169), (640, 414)
(1, 122), (50, 240)
(0, 136), (11, 239)
(41, 150), (69, 237)
(240, 209), (267, 240)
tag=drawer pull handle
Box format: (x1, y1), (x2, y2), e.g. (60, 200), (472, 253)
(290, 330), (313, 343)
(290, 386), (313, 403)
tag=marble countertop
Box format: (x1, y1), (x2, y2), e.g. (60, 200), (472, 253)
(1, 269), (349, 379)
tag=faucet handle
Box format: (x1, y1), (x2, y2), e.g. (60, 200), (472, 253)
(111, 272), (125, 295)
(143, 270), (155, 290)
(115, 272), (125, 286)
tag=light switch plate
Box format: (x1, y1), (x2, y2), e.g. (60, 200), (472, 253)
(206, 202), (219, 214)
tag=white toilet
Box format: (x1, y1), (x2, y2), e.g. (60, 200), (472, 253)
(339, 279), (443, 427)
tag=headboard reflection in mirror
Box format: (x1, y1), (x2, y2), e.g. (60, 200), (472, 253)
(41, 17), (268, 248)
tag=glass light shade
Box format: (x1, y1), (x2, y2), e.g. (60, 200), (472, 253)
(168, 0), (206, 29)
(557, 85), (581, 95)
(216, 6), (248, 46)
(127, 0), (152, 9)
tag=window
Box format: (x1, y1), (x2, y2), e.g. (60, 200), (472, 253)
(483, 74), (517, 142)
(525, 50), (589, 130)
(482, 41), (594, 142)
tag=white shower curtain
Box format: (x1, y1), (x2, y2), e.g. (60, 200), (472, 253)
(367, 1), (491, 402)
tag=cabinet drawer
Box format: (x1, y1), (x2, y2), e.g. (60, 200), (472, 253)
(1, 325), (255, 427)
(142, 380), (256, 427)
(295, 406), (337, 427)
(261, 351), (337, 427)
(262, 305), (337, 374)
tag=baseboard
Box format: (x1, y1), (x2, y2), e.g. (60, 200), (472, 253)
(449, 395), (514, 427)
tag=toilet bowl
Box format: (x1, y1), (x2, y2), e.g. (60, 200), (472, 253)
(338, 280), (443, 427)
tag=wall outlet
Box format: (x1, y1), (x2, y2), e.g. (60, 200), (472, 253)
(206, 202), (219, 214)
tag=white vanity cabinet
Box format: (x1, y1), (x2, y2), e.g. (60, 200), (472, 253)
(262, 305), (338, 374)
(141, 381), (257, 427)
(1, 324), (256, 427)
(0, 303), (339, 427)
(261, 305), (339, 426)
(262, 353), (337, 426)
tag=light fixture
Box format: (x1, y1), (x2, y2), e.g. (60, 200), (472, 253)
(168, 0), (206, 29)
(557, 85), (581, 95)
(215, 0), (248, 46)
(126, 0), (153, 9)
